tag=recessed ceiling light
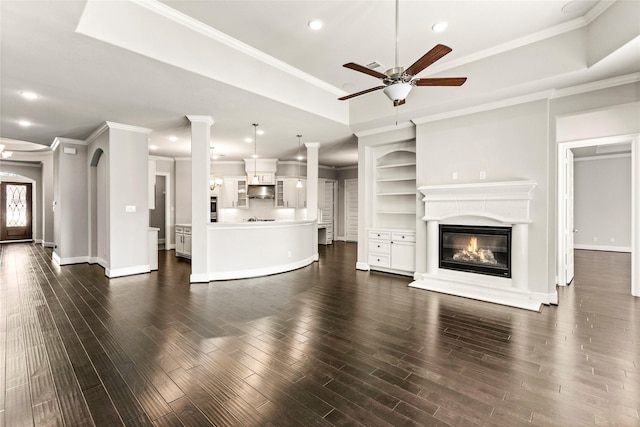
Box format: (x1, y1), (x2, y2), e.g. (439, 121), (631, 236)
(18, 120), (31, 127)
(308, 19), (323, 31)
(20, 91), (39, 100)
(256, 129), (265, 135)
(252, 154), (259, 159)
(244, 137), (253, 143)
(297, 155), (304, 161)
(149, 145), (158, 150)
(169, 136), (177, 141)
(432, 21), (448, 33)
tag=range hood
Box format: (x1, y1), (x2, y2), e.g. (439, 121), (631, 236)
(247, 184), (275, 199)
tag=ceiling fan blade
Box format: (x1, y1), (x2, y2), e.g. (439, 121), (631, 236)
(405, 44), (452, 77)
(393, 99), (406, 107)
(343, 63), (387, 79)
(414, 77), (467, 86)
(338, 86), (386, 101)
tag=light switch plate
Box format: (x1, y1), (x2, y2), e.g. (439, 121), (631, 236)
(125, 205), (137, 213)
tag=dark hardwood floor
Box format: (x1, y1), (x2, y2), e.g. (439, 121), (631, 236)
(0, 242), (638, 426)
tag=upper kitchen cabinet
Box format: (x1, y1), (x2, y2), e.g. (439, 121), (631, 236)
(245, 159), (277, 185)
(221, 177), (247, 208)
(275, 178), (306, 208)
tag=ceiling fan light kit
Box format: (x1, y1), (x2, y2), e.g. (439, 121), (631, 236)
(339, 0), (467, 107)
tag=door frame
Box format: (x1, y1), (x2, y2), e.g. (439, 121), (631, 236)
(0, 175), (36, 243)
(557, 133), (639, 296)
(344, 178), (358, 242)
(155, 172), (172, 250)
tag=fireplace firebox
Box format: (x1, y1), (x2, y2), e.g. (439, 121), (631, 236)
(439, 225), (511, 278)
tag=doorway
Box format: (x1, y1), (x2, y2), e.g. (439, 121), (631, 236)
(557, 134), (639, 297)
(0, 181), (33, 242)
(150, 175), (166, 248)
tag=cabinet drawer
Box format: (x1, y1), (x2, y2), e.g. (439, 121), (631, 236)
(176, 226), (183, 233)
(368, 230), (391, 240)
(368, 240), (391, 254)
(368, 254), (390, 268)
(391, 232), (415, 242)
(183, 227), (191, 235)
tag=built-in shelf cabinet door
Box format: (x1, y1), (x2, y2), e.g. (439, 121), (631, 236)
(221, 177), (248, 208)
(275, 179), (285, 207)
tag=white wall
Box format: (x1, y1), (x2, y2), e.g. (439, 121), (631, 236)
(108, 126), (150, 274)
(53, 140), (89, 262)
(574, 154), (632, 251)
(416, 100), (551, 294)
(175, 158), (191, 224)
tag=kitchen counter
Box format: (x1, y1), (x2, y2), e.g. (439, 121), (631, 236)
(204, 219), (317, 280)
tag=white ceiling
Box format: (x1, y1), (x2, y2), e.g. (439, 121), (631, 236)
(1, 0), (639, 167)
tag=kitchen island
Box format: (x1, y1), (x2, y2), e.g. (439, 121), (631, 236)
(205, 219), (317, 280)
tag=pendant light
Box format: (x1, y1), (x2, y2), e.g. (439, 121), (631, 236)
(251, 123), (259, 185)
(296, 135), (303, 188)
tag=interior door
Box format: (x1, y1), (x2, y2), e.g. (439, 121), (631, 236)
(565, 149), (575, 284)
(345, 179), (358, 242)
(1, 182), (33, 241)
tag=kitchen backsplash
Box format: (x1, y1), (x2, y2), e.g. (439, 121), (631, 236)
(218, 198), (305, 222)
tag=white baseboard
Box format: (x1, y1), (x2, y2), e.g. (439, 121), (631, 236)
(158, 238), (166, 244)
(167, 243), (176, 250)
(192, 255), (316, 283)
(356, 261), (370, 271)
(42, 241), (54, 248)
(52, 252), (90, 265)
(106, 264), (150, 278)
(574, 244), (631, 253)
(89, 257), (108, 269)
(409, 272), (547, 312)
(336, 236), (346, 241)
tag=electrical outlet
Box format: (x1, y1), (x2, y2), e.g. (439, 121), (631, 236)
(479, 171), (486, 180)
(610, 237), (615, 243)
(125, 205), (137, 213)
(452, 172), (458, 180)
(593, 237), (599, 242)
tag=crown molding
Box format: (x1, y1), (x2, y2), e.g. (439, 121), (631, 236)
(149, 155), (175, 162)
(211, 160), (243, 165)
(335, 165), (358, 171)
(104, 121), (152, 134)
(412, 90), (553, 125)
(354, 121), (414, 138)
(174, 157), (192, 162)
(51, 137), (87, 151)
(551, 73), (640, 99)
(584, 0), (615, 25)
(133, 0), (347, 97)
(186, 115), (215, 125)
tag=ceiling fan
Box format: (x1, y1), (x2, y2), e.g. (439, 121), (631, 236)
(338, 0), (467, 107)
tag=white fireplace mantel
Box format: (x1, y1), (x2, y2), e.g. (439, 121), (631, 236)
(410, 180), (547, 311)
(419, 180), (537, 224)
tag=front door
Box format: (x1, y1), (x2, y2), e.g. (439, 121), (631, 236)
(0, 182), (33, 241)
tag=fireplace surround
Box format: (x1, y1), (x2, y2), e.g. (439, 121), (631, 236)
(409, 181), (546, 311)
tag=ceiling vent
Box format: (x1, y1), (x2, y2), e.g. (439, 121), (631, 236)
(366, 61), (385, 70)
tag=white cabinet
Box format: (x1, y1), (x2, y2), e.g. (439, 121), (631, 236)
(221, 177), (247, 208)
(175, 225), (192, 259)
(275, 178), (306, 208)
(368, 229), (415, 275)
(247, 173), (274, 184)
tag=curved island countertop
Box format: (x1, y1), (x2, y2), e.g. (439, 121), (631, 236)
(205, 219), (317, 280)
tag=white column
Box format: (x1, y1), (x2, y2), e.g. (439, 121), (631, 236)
(426, 220), (439, 275)
(305, 142), (320, 221)
(187, 115), (214, 282)
(511, 223), (528, 290)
